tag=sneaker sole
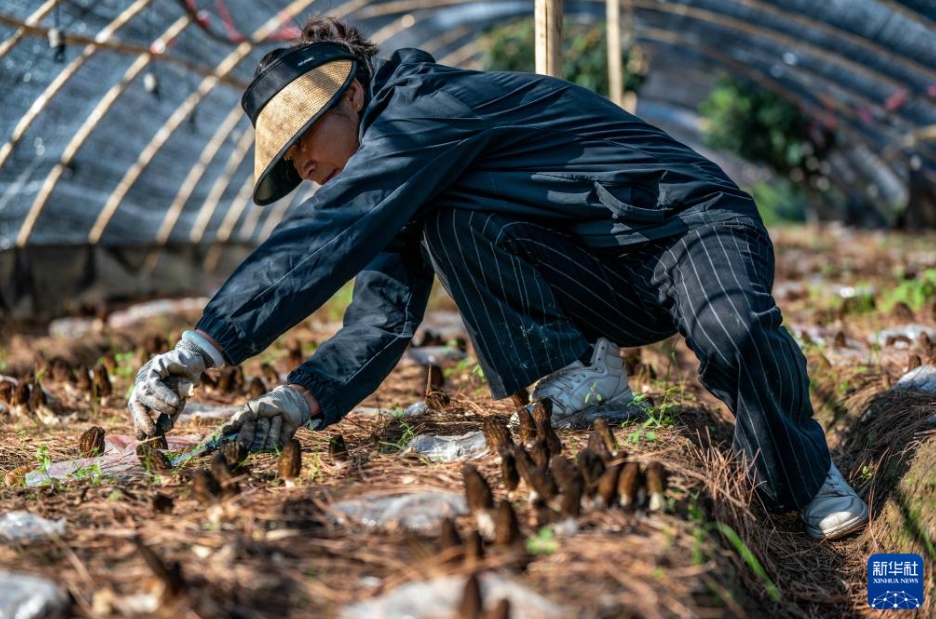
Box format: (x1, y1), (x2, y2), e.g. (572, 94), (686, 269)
(551, 390), (649, 429)
(805, 512), (869, 540)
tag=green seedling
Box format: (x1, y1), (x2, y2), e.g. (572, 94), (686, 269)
(109, 351), (137, 380)
(69, 462), (107, 485)
(33, 445), (55, 487)
(714, 522), (781, 602)
(35, 445), (52, 475)
(377, 411), (418, 452)
(526, 526), (558, 556)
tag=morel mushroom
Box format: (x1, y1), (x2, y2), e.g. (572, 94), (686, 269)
(78, 426), (106, 457)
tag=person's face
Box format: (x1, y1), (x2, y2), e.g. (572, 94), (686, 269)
(285, 79), (364, 186)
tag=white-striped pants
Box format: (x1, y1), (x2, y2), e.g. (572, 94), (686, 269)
(423, 208), (830, 511)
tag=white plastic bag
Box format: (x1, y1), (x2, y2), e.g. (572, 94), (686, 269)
(0, 512), (65, 543)
(0, 571), (69, 618)
(340, 572), (566, 619)
(331, 492), (466, 531)
(401, 431), (488, 462)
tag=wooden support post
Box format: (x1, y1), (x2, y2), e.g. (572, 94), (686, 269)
(535, 0), (563, 77)
(621, 0), (638, 113)
(606, 0), (623, 107)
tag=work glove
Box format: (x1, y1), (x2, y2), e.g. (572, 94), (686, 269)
(128, 330), (226, 440)
(219, 385), (317, 452)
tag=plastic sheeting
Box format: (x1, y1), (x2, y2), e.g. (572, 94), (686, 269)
(0, 512), (66, 543)
(0, 571), (70, 619)
(331, 491), (467, 531)
(339, 572), (567, 619)
(2, 1), (936, 315)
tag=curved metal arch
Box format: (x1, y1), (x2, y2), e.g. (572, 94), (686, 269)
(89, 0), (322, 245)
(155, 103), (248, 246)
(636, 13), (928, 136)
(403, 16), (908, 196)
(642, 7), (936, 128)
(141, 101), (248, 272)
(406, 2), (924, 183)
(879, 0), (936, 30)
(426, 1), (936, 174)
(248, 13), (900, 239)
(353, 0), (917, 119)
(350, 0), (929, 88)
(16, 15), (192, 248)
(12, 0), (935, 253)
(215, 0), (936, 236)
(636, 37), (911, 206)
(635, 32), (906, 162)
(725, 41), (936, 167)
(0, 0), (58, 61)
(398, 23), (477, 66)
(189, 124), (255, 244)
(251, 184), (314, 242)
(0, 12), (248, 88)
(879, 0), (936, 26)
(125, 0), (400, 253)
(437, 38), (486, 68)
(204, 167), (255, 273)
(235, 186), (266, 242)
(699, 0), (936, 86)
(629, 1), (909, 92)
(0, 0), (151, 171)
(212, 165), (254, 242)
(86, 51), (243, 244)
(392, 0), (904, 153)
(625, 1), (936, 155)
(238, 172), (323, 244)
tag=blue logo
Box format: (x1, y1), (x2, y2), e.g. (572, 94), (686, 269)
(868, 554), (924, 610)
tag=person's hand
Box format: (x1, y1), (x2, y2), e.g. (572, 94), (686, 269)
(219, 385), (317, 452)
(128, 330), (225, 440)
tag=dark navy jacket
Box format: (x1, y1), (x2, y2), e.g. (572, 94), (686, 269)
(196, 48), (760, 426)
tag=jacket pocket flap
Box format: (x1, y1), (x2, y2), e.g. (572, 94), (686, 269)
(594, 181), (666, 222)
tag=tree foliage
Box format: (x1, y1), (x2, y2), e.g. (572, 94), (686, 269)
(699, 77), (834, 187)
(481, 19), (648, 97)
(699, 77), (843, 223)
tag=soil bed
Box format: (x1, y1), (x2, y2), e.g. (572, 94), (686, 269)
(2, 226), (935, 618)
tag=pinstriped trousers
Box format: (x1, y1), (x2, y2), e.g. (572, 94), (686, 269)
(422, 208), (830, 511)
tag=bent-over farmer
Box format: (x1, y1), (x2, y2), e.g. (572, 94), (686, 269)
(128, 17), (868, 540)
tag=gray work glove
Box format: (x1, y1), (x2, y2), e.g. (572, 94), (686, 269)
(128, 330), (226, 440)
(219, 385), (317, 452)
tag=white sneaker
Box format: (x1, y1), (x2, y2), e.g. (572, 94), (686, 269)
(801, 462), (869, 540)
(531, 338), (639, 428)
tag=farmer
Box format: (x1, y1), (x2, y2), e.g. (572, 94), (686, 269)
(128, 17), (867, 540)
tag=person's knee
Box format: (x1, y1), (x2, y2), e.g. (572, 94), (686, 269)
(688, 304), (778, 365)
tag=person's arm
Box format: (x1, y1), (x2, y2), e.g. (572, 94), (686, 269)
(286, 223), (434, 426)
(214, 222), (433, 449)
(131, 80), (487, 442)
(194, 86), (489, 365)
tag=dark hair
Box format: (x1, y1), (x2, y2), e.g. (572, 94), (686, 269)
(300, 15), (378, 85)
(255, 47), (288, 78)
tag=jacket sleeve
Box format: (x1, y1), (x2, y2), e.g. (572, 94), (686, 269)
(284, 224), (434, 426)
(195, 82), (488, 370)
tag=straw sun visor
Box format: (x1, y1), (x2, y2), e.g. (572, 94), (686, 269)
(252, 59), (355, 205)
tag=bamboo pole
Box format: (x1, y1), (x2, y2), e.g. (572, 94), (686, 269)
(606, 0), (622, 106)
(621, 0), (637, 113)
(535, 0), (563, 77)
